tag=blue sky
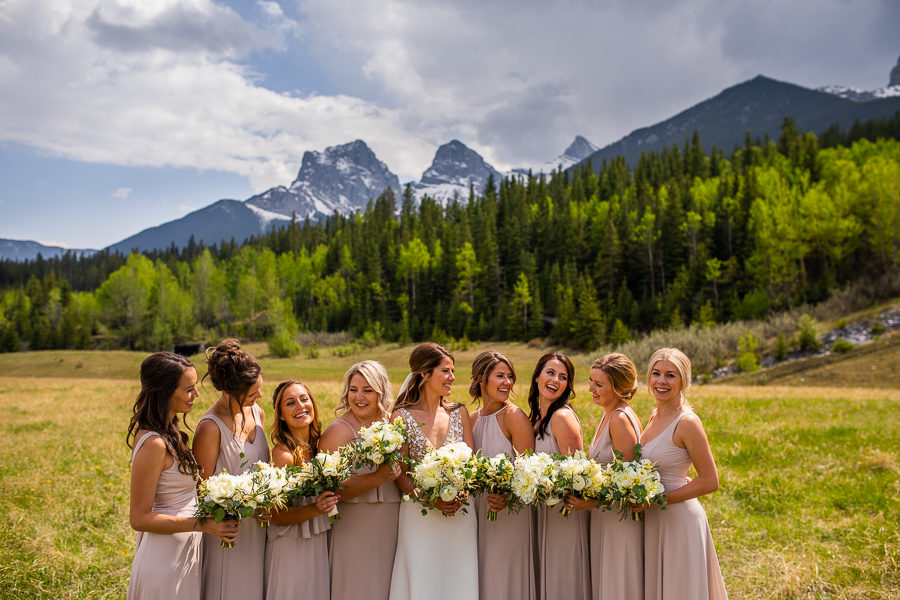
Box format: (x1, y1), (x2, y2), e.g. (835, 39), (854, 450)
(1, 0), (898, 249)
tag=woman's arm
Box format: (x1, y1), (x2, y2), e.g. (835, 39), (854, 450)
(664, 414), (719, 505)
(191, 418), (221, 480)
(130, 434), (238, 543)
(319, 420), (400, 501)
(269, 445), (339, 525)
(458, 407), (476, 451)
(550, 409), (583, 456)
(502, 406), (535, 454)
(609, 411), (640, 462)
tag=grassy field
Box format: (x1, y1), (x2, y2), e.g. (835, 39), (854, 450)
(0, 344), (898, 599)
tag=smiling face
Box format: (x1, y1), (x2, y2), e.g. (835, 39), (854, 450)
(168, 366), (199, 416)
(347, 372), (380, 423)
(425, 356), (456, 398)
(242, 374), (264, 407)
(649, 359), (683, 404)
(278, 383), (316, 430)
(483, 361), (514, 404)
(536, 358), (569, 402)
(588, 367), (617, 408)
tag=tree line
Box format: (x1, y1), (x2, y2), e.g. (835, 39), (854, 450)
(2, 116), (899, 356)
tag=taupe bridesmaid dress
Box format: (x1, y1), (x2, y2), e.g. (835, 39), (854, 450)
(473, 406), (536, 600)
(264, 496), (330, 600)
(328, 417), (400, 600)
(127, 432), (202, 599)
(642, 409), (728, 600)
(198, 403), (270, 600)
(534, 406), (591, 600)
(587, 407), (643, 600)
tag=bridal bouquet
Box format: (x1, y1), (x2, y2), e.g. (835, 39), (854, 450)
(510, 451), (560, 508)
(195, 470), (260, 548)
(347, 417), (408, 468)
(554, 451), (604, 517)
(295, 451), (353, 523)
(246, 461), (291, 527)
(603, 446), (666, 521)
(470, 452), (518, 521)
(409, 441), (477, 517)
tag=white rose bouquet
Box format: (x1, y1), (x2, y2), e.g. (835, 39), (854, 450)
(470, 452), (518, 521)
(603, 446), (666, 521)
(246, 461), (291, 527)
(554, 451), (603, 517)
(409, 441), (477, 517)
(195, 470), (258, 548)
(511, 451), (560, 508)
(347, 417), (408, 468)
(299, 451), (353, 523)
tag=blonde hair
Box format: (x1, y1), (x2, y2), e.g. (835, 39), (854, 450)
(337, 360), (394, 420)
(591, 353), (638, 403)
(646, 347), (692, 407)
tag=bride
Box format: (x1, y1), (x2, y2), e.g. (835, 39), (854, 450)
(389, 342), (479, 600)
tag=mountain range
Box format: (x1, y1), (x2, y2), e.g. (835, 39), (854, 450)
(5, 59), (900, 260)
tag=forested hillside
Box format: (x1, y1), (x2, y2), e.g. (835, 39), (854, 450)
(2, 117), (899, 358)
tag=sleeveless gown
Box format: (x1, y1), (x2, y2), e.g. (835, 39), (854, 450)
(587, 407), (643, 600)
(198, 403), (270, 600)
(472, 406), (536, 600)
(534, 406), (591, 600)
(642, 409), (728, 600)
(127, 432), (202, 599)
(328, 417), (401, 600)
(389, 406), (479, 600)
(264, 495), (330, 599)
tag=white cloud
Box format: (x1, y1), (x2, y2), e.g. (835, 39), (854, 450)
(111, 187), (132, 199)
(0, 0), (897, 193)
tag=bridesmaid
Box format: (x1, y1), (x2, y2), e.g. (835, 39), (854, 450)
(127, 352), (237, 599)
(264, 380), (338, 600)
(319, 360), (402, 600)
(564, 353), (643, 600)
(528, 352), (590, 600)
(192, 339), (270, 600)
(469, 350), (536, 600)
(639, 348), (727, 600)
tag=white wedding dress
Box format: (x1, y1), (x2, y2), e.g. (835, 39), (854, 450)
(389, 407), (479, 600)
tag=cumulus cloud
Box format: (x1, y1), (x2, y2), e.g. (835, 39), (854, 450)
(0, 0), (897, 189)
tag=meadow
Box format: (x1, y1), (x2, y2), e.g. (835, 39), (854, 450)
(0, 343), (898, 599)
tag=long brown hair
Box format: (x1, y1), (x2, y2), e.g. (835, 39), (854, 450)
(203, 338), (262, 431)
(527, 352), (576, 439)
(126, 352), (200, 477)
(393, 342), (460, 410)
(270, 380), (322, 464)
(469, 350), (516, 405)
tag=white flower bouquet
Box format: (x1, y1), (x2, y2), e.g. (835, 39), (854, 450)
(245, 461), (291, 527)
(470, 452), (518, 521)
(409, 441), (477, 517)
(286, 451), (353, 523)
(347, 417), (408, 468)
(554, 450), (603, 517)
(195, 470), (259, 548)
(603, 446), (666, 521)
(510, 451), (560, 508)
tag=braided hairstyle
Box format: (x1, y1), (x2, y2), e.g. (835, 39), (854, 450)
(203, 339), (262, 431)
(126, 352), (200, 477)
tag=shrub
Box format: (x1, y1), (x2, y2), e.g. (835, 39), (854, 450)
(305, 343), (321, 359)
(775, 332), (789, 361)
(831, 338), (854, 353)
(797, 314), (821, 351)
(268, 330), (300, 358)
(872, 321), (886, 336)
(737, 328), (760, 372)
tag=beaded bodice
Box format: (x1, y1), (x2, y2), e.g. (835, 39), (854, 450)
(398, 406), (464, 462)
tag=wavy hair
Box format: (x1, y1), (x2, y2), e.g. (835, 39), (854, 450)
(336, 360), (394, 420)
(126, 352), (200, 477)
(393, 342), (460, 411)
(270, 380), (322, 465)
(591, 353), (638, 403)
(468, 350), (516, 405)
(527, 352), (576, 439)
